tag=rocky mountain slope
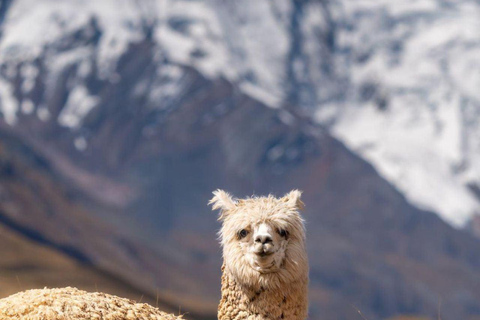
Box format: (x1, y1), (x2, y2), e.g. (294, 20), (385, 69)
(0, 220), (180, 317)
(0, 1), (479, 320)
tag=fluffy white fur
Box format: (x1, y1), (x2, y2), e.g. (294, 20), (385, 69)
(211, 189), (309, 320)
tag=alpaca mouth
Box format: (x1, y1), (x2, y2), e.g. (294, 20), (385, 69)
(251, 256), (279, 273)
(256, 251), (273, 258)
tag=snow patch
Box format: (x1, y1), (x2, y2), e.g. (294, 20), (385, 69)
(74, 136), (88, 151)
(58, 86), (98, 128)
(21, 99), (35, 114)
(321, 0), (480, 226)
(0, 80), (18, 124)
(37, 106), (50, 121)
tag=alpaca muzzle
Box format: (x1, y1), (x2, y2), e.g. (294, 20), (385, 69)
(254, 242), (274, 256)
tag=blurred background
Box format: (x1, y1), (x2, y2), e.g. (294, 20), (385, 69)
(0, 0), (479, 319)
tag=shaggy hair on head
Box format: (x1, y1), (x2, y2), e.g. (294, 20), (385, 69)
(210, 189), (309, 320)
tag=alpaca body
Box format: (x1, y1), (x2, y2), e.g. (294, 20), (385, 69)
(218, 265), (308, 320)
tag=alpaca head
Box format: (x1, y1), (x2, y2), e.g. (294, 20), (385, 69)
(210, 189), (308, 290)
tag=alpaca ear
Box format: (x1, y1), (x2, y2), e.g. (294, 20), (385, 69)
(209, 189), (237, 220)
(282, 189), (305, 211)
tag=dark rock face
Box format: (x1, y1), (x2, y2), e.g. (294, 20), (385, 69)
(0, 6), (479, 320)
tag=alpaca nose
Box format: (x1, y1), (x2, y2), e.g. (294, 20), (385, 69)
(255, 234), (272, 244)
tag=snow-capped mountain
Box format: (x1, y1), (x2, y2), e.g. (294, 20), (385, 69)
(318, 0), (480, 227)
(0, 0), (341, 125)
(1, 0), (479, 227)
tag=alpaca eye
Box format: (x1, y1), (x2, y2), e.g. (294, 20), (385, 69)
(278, 229), (288, 238)
(238, 229), (249, 239)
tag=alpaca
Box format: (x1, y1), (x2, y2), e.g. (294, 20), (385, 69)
(0, 190), (308, 320)
(0, 287), (182, 320)
(210, 189), (309, 320)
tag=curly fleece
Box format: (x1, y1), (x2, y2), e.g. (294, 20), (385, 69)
(0, 287), (182, 320)
(218, 265), (308, 320)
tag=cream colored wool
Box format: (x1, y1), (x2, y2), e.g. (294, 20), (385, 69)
(0, 287), (182, 320)
(210, 190), (309, 320)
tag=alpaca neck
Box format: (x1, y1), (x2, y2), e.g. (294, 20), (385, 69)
(218, 265), (308, 320)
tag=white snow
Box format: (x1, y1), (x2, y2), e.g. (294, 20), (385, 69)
(58, 86), (98, 128)
(240, 82), (281, 108)
(0, 79), (17, 124)
(20, 63), (39, 94)
(0, 0), (479, 227)
(21, 99), (35, 114)
(317, 0), (480, 226)
(74, 136), (88, 151)
(0, 0), (302, 126)
(37, 106), (50, 121)
(0, 0), (147, 71)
